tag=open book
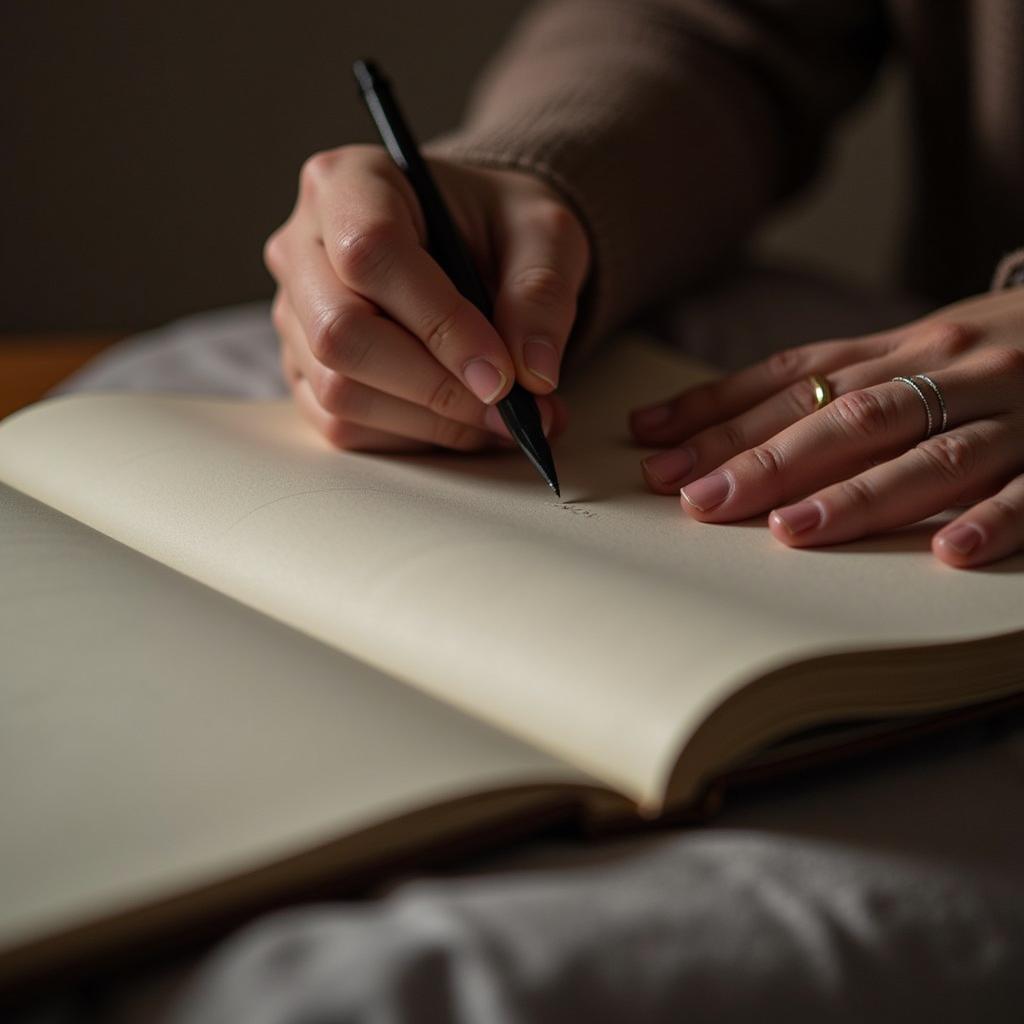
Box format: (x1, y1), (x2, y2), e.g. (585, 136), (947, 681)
(2, 338), (1023, 990)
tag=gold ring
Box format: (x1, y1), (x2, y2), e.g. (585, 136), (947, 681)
(808, 373), (832, 411)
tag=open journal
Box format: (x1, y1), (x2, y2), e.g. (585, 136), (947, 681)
(2, 337), (1023, 991)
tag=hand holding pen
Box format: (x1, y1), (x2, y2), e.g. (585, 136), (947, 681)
(263, 62), (590, 485)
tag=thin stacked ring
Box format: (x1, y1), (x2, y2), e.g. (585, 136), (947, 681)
(806, 371), (950, 441)
(892, 374), (949, 439)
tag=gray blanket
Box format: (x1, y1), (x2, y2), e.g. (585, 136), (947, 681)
(174, 726), (1024, 1023)
(37, 289), (1024, 1022)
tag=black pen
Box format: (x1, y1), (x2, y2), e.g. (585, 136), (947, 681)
(353, 58), (560, 497)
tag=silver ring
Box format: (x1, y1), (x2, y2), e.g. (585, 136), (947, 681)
(913, 373), (948, 433)
(892, 376), (934, 438)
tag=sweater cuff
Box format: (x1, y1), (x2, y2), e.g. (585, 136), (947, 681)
(991, 248), (1024, 290)
(427, 44), (780, 375)
(425, 138), (610, 375)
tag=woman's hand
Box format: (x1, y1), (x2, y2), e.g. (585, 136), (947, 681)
(265, 146), (589, 452)
(631, 288), (1024, 568)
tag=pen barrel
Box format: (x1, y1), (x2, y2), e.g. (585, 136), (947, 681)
(354, 59), (558, 494)
(355, 62), (493, 319)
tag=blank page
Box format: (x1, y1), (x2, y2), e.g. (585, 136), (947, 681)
(0, 485), (582, 962)
(2, 339), (1022, 808)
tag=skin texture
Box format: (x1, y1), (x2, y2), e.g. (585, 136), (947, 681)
(632, 288), (1024, 569)
(264, 146), (588, 454)
(267, 153), (1024, 569)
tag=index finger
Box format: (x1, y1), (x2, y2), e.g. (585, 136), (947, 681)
(318, 171), (515, 407)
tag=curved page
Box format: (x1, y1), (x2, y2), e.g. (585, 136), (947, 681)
(2, 340), (1023, 809)
(0, 485), (586, 973)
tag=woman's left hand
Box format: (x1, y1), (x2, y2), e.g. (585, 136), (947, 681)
(631, 287), (1024, 568)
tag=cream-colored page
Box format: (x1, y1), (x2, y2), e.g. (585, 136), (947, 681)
(1, 339), (1022, 808)
(0, 484), (585, 957)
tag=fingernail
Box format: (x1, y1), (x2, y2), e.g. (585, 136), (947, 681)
(642, 447), (695, 486)
(771, 501), (823, 536)
(484, 405), (510, 438)
(632, 402), (674, 433)
(936, 523), (983, 556)
(523, 338), (559, 388)
(463, 359), (508, 404)
(681, 471), (731, 511)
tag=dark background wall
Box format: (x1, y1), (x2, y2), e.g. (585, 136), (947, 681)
(3, 1), (904, 333)
(2, 1), (528, 330)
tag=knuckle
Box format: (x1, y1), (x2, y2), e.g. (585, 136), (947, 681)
(433, 417), (484, 451)
(326, 315), (373, 374)
(420, 306), (462, 359)
(333, 326), (374, 375)
(747, 442), (786, 479)
(299, 150), (336, 192)
(915, 432), (975, 485)
(263, 230), (286, 276)
(308, 305), (356, 365)
(766, 347), (805, 383)
(830, 388), (896, 439)
(333, 222), (398, 283)
(510, 265), (572, 311)
(426, 375), (467, 418)
(986, 345), (1024, 378)
(837, 476), (877, 514)
(988, 495), (1022, 524)
(914, 321), (974, 360)
(784, 379), (818, 419)
(317, 373), (359, 416)
(719, 419), (747, 454)
(532, 200), (577, 236)
(270, 291), (289, 333)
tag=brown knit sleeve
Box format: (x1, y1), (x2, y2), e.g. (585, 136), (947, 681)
(430, 0), (889, 368)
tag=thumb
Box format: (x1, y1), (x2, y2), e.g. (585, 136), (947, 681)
(492, 200), (590, 394)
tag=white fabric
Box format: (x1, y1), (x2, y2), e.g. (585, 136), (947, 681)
(174, 721), (1024, 1023)
(53, 302), (289, 401)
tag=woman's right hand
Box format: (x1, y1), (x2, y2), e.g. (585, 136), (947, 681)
(264, 145), (590, 452)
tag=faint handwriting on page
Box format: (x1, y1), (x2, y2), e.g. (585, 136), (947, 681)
(558, 504), (596, 518)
